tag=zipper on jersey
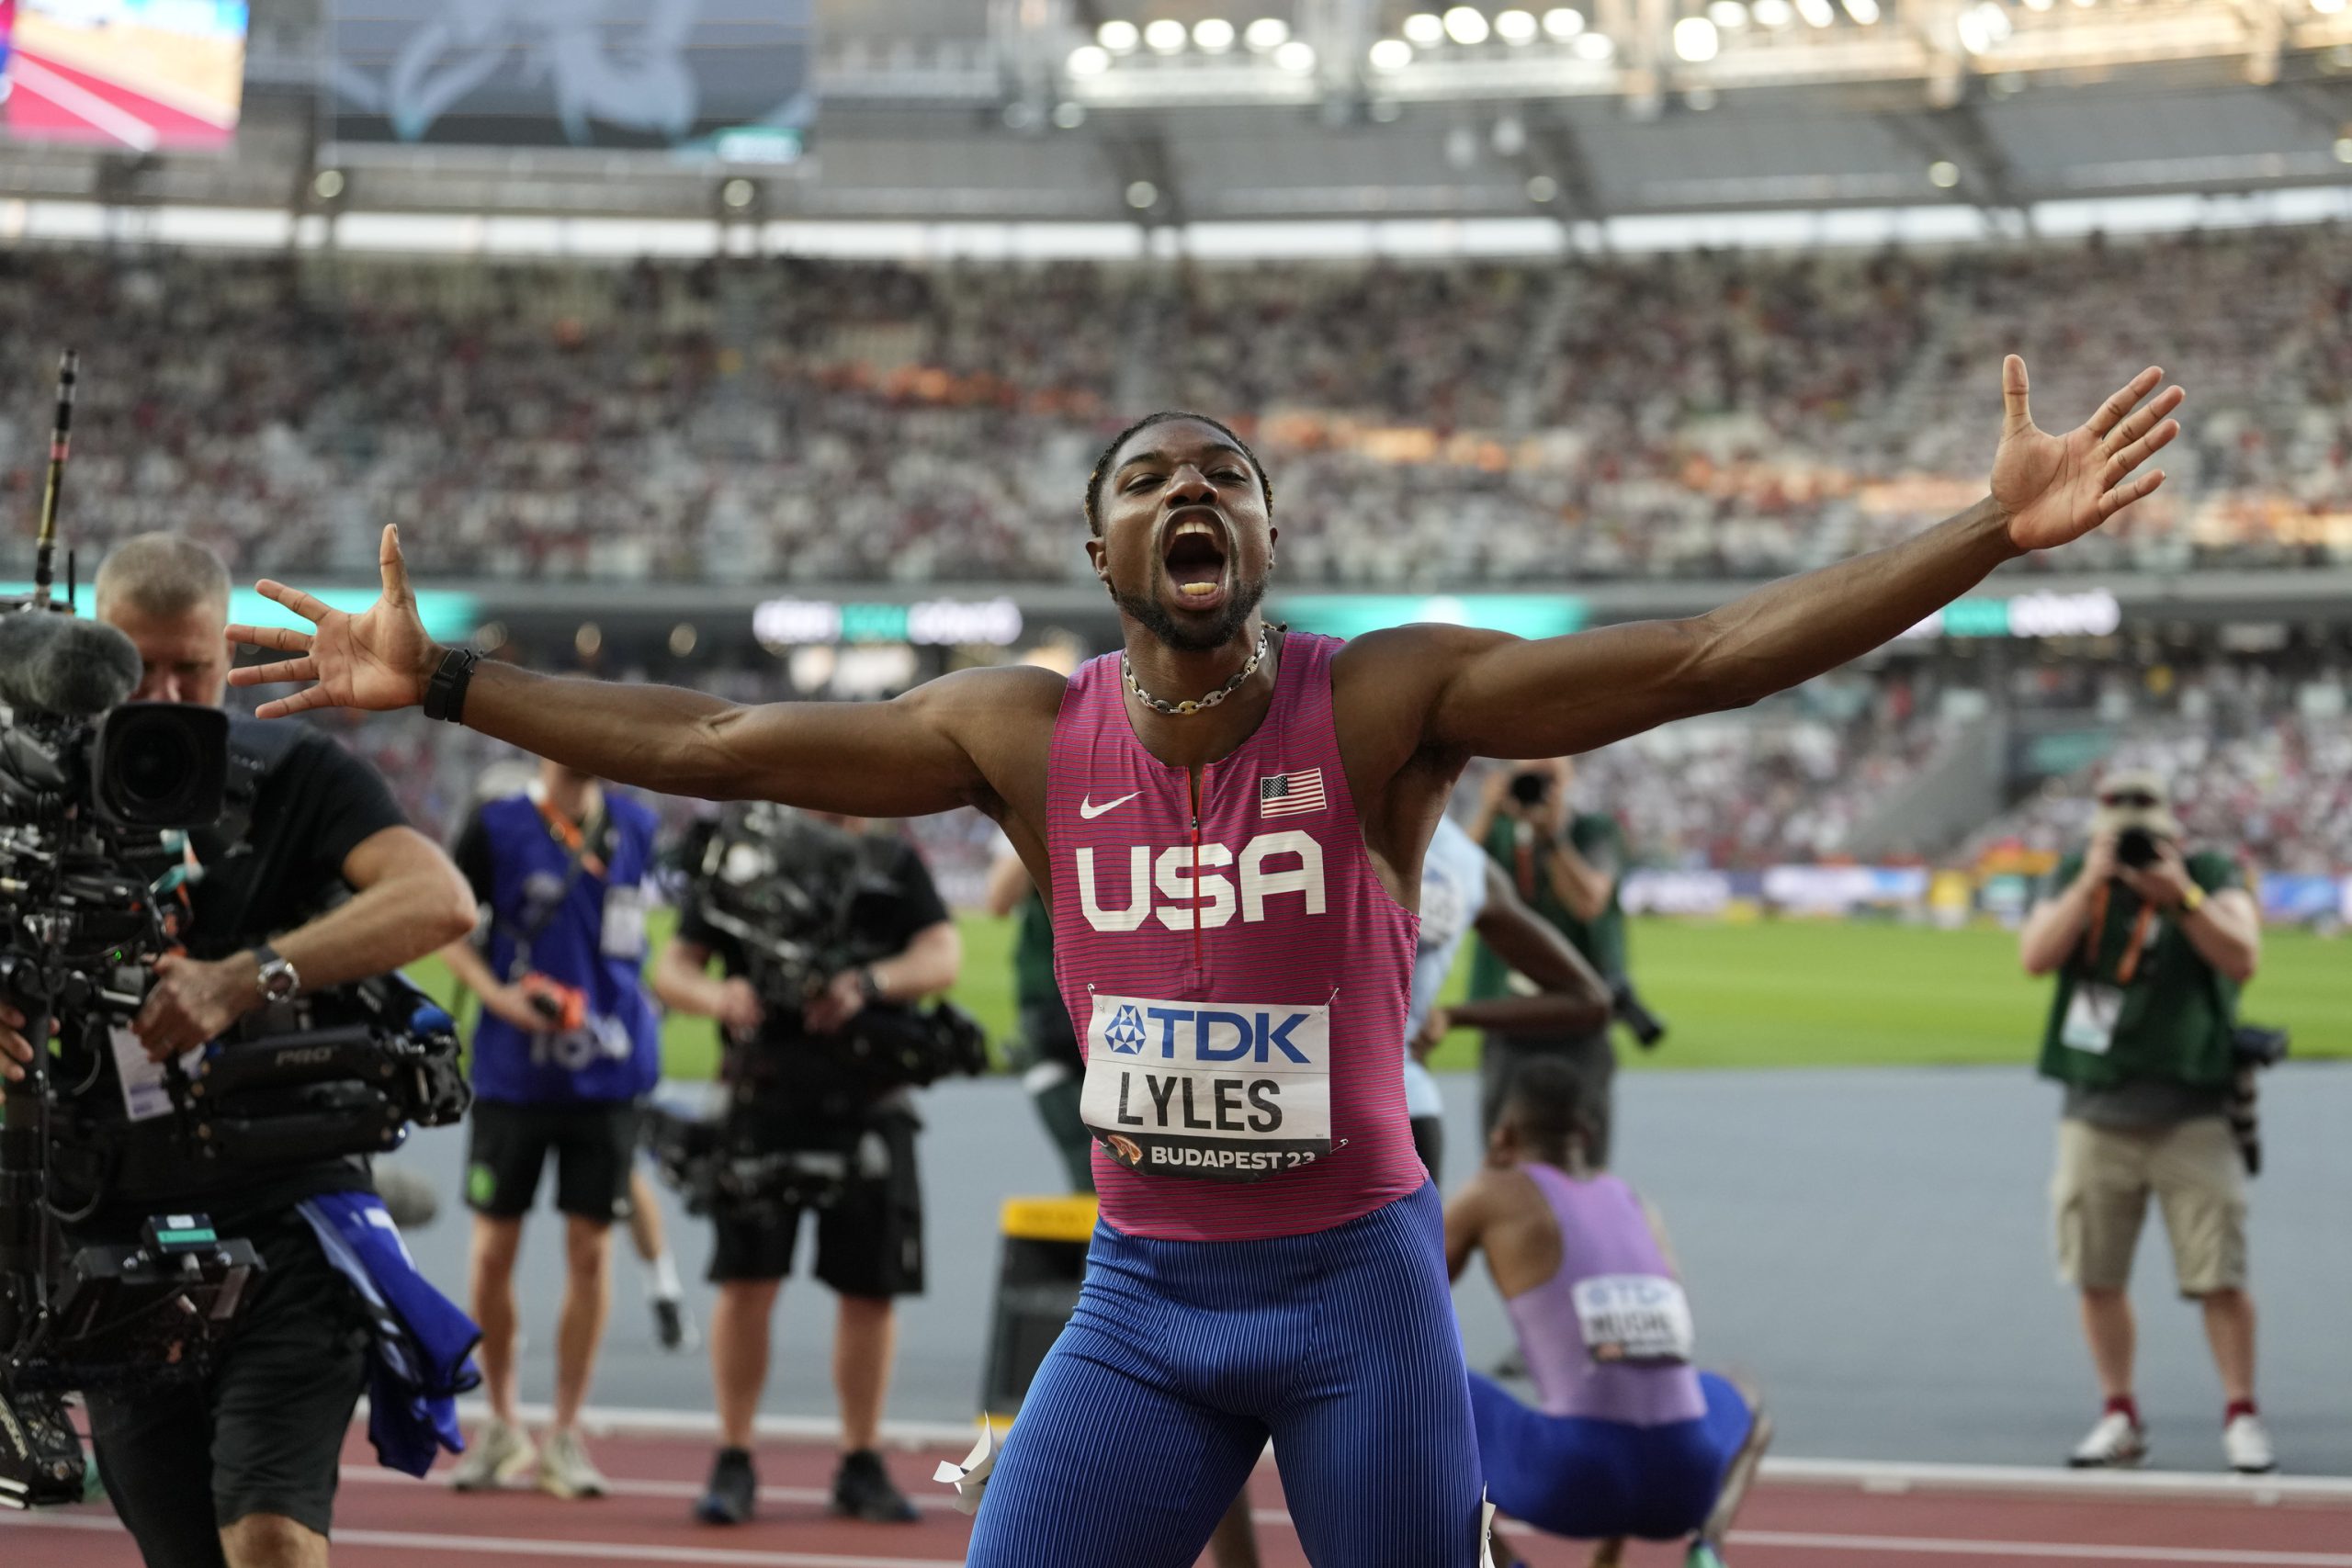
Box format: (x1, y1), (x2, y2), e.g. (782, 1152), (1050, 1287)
(1186, 763), (1205, 980)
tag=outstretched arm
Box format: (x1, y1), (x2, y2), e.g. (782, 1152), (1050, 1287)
(230, 526), (1054, 818)
(1422, 358), (2182, 759)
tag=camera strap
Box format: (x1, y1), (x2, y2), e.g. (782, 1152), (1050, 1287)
(489, 794), (613, 980)
(2082, 883), (2155, 986)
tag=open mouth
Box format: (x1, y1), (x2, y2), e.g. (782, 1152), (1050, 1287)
(1161, 513), (1229, 604)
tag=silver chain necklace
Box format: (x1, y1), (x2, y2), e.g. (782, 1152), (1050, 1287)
(1123, 626), (1272, 717)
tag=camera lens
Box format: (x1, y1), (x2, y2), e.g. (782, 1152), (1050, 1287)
(113, 717), (193, 809)
(1509, 771), (1550, 806)
(91, 703), (230, 830)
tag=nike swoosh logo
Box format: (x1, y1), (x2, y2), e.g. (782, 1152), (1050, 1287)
(1079, 791), (1142, 820)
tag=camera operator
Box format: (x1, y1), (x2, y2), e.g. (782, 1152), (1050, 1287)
(436, 759), (665, 1500)
(2018, 768), (2270, 1475)
(650, 807), (959, 1529)
(1464, 757), (1647, 1160)
(0, 534), (475, 1568)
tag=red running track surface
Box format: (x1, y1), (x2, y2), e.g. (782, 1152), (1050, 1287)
(5, 1428), (2350, 1567)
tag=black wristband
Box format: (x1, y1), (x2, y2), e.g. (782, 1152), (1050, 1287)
(422, 647), (481, 724)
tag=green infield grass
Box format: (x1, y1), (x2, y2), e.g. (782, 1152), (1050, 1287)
(405, 910), (2349, 1080)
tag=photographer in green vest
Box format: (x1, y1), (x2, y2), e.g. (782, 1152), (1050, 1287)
(2018, 768), (2269, 1476)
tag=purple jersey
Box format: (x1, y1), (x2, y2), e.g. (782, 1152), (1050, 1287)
(1046, 632), (1427, 1241)
(1505, 1162), (1708, 1426)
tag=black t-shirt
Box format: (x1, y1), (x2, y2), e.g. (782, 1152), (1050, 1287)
(185, 719), (409, 958)
(676, 829), (949, 1114)
(80, 717), (409, 1236)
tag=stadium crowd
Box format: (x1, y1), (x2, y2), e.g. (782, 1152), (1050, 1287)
(1976, 661), (2352, 875)
(10, 226), (2352, 586)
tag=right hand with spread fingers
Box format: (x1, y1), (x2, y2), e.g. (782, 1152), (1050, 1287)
(227, 524), (444, 717)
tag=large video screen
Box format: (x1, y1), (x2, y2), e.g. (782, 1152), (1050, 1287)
(0, 1), (249, 152)
(325, 1), (815, 161)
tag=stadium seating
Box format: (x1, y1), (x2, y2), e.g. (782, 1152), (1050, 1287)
(12, 228), (2352, 586)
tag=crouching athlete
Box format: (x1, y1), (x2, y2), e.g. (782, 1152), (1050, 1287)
(1448, 1058), (1770, 1568)
(232, 354), (2183, 1567)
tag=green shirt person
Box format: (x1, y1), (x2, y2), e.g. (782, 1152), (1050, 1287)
(1462, 756), (1632, 1156)
(2017, 767), (2271, 1477)
(1465, 759), (1629, 990)
(984, 850), (1092, 1193)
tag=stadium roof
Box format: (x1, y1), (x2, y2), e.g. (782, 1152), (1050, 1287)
(11, 0), (2352, 243)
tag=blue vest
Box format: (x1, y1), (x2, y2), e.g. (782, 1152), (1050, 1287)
(470, 791), (662, 1105)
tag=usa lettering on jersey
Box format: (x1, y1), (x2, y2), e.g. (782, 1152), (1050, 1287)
(1078, 990), (1333, 1182)
(1074, 829), (1326, 933)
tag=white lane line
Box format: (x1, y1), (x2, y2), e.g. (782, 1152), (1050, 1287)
(338, 1465), (961, 1517)
(0, 1511), (963, 1568)
(338, 1464), (1306, 1529)
(5, 57), (161, 152)
(477, 1405), (2352, 1506)
(14, 1506), (2351, 1567)
(1729, 1531), (2352, 1566)
(1763, 1457), (2352, 1506)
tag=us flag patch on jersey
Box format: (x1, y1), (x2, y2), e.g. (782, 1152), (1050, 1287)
(1258, 768), (1327, 818)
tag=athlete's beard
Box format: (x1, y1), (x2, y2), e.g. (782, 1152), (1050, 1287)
(1114, 570), (1268, 655)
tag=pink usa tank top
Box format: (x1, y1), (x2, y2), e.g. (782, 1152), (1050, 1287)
(1504, 1163), (1707, 1426)
(1046, 632), (1426, 1242)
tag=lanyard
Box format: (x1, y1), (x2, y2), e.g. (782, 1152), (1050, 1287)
(2084, 882), (2155, 986)
(534, 795), (608, 881)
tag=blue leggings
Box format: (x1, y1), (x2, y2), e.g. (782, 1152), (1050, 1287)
(968, 1183), (1486, 1567)
(1470, 1370), (1753, 1541)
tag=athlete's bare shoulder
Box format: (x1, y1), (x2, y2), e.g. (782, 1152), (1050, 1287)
(1329, 624), (1518, 768)
(899, 660), (1069, 723)
(896, 661), (1068, 829)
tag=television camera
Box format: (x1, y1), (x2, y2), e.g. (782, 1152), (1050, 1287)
(0, 352), (467, 1509)
(644, 805), (984, 1215)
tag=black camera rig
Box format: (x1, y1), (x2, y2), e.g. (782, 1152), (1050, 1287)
(0, 352), (469, 1508)
(683, 805), (989, 1097)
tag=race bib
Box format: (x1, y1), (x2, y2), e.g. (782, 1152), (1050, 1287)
(601, 885), (650, 960)
(1571, 1273), (1696, 1366)
(1079, 990), (1331, 1183)
(2060, 982), (2124, 1055)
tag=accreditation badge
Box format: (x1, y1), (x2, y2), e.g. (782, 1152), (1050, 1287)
(1078, 990), (1332, 1182)
(600, 884), (649, 959)
(2060, 982), (2124, 1055)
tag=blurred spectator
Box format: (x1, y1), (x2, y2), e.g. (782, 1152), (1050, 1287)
(14, 228), (2352, 589)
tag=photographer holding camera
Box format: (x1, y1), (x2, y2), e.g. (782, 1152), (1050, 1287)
(436, 758), (666, 1500)
(650, 805), (959, 1529)
(1464, 757), (1656, 1161)
(0, 534), (476, 1568)
(2018, 768), (2270, 1475)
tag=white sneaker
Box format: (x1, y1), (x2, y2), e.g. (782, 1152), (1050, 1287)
(2224, 1415), (2278, 1474)
(537, 1428), (609, 1500)
(2068, 1411), (2149, 1469)
(449, 1418), (537, 1491)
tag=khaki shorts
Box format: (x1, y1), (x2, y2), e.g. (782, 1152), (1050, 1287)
(2052, 1116), (2247, 1296)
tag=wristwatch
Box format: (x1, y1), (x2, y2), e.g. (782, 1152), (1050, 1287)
(2177, 883), (2207, 917)
(252, 943), (300, 1003)
(857, 966), (886, 1005)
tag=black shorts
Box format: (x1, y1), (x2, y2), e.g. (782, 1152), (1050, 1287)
(708, 1112), (923, 1298)
(1409, 1113), (1444, 1187)
(467, 1099), (640, 1222)
(86, 1216), (368, 1562)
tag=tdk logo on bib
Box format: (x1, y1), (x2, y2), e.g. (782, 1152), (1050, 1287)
(1102, 1004), (1148, 1055)
(1080, 991), (1334, 1183)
